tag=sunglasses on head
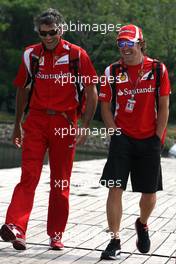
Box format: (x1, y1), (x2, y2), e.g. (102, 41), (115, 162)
(39, 29), (58, 37)
(117, 40), (139, 48)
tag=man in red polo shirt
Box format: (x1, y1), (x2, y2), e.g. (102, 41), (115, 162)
(99, 24), (170, 260)
(0, 8), (97, 250)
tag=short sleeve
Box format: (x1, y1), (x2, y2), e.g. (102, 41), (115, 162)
(160, 63), (171, 96)
(13, 53), (31, 89)
(99, 66), (112, 102)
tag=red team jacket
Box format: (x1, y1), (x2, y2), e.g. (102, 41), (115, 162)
(99, 56), (170, 142)
(14, 39), (97, 113)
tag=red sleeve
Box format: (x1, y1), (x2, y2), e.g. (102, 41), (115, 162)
(13, 54), (30, 89)
(99, 66), (112, 102)
(160, 63), (171, 96)
(79, 49), (97, 86)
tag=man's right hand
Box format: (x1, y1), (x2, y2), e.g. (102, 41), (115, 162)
(12, 123), (23, 148)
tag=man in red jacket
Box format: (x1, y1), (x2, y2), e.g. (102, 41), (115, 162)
(99, 24), (170, 260)
(0, 8), (97, 250)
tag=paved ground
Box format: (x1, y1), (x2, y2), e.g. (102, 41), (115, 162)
(0, 157), (176, 263)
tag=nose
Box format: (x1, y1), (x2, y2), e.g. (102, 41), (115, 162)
(45, 34), (52, 40)
(122, 44), (129, 50)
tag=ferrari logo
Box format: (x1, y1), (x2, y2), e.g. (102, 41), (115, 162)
(120, 74), (126, 81)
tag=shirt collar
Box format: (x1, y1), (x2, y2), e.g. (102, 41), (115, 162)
(41, 39), (70, 55)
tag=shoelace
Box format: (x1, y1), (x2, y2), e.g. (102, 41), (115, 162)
(9, 223), (24, 236)
(143, 224), (148, 231)
(9, 224), (16, 230)
(106, 240), (120, 251)
(140, 224), (149, 239)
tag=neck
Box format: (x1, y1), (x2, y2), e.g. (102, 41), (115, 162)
(125, 54), (144, 66)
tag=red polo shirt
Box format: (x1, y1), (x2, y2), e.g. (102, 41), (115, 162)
(14, 39), (97, 112)
(99, 56), (170, 139)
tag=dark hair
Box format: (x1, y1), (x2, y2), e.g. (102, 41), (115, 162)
(34, 8), (65, 32)
(139, 40), (147, 54)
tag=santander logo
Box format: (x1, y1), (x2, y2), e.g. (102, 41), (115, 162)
(117, 86), (155, 96)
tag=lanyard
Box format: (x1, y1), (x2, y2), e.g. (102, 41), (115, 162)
(125, 57), (144, 97)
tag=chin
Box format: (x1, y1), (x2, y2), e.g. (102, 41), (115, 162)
(44, 43), (56, 50)
(43, 40), (59, 50)
(46, 45), (54, 50)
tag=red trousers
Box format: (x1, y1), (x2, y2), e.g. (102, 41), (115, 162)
(6, 109), (77, 238)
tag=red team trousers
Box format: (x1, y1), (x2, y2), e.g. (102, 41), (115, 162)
(5, 109), (77, 238)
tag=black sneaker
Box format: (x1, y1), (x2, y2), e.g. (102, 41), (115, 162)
(101, 238), (121, 260)
(135, 218), (150, 253)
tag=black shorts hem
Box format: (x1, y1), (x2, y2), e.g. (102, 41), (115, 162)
(131, 187), (163, 193)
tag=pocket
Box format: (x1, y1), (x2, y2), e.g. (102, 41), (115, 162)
(110, 132), (121, 146)
(154, 134), (161, 143)
(151, 134), (162, 152)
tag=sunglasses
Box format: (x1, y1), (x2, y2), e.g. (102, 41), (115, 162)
(117, 40), (139, 48)
(39, 29), (58, 37)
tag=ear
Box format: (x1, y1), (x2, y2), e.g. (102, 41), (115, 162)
(54, 23), (64, 36)
(139, 40), (145, 46)
(58, 24), (64, 36)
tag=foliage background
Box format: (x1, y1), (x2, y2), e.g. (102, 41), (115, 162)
(0, 0), (175, 121)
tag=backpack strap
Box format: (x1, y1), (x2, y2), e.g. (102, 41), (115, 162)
(69, 45), (84, 115)
(110, 62), (126, 115)
(147, 59), (161, 112)
(24, 45), (43, 114)
(155, 61), (161, 113)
